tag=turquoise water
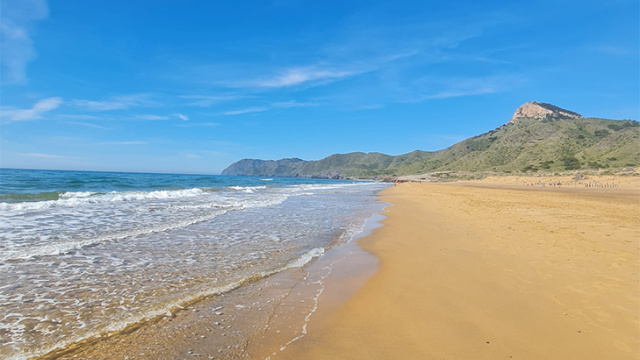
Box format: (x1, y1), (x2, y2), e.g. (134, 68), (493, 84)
(0, 169), (353, 202)
(0, 169), (389, 359)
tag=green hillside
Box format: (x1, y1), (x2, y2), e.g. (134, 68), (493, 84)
(222, 112), (640, 179)
(399, 117), (640, 175)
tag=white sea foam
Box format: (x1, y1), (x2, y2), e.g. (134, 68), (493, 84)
(59, 191), (96, 199)
(281, 248), (325, 269)
(1, 187), (301, 260)
(0, 188), (207, 213)
(227, 185), (267, 193)
(0, 210), (229, 262)
(284, 182), (378, 194)
(2, 247), (329, 360)
(0, 179), (390, 360)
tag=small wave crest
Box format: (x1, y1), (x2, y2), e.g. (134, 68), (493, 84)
(0, 210), (229, 262)
(227, 185), (267, 193)
(281, 248), (325, 270)
(1, 192), (291, 261)
(59, 191), (97, 199)
(0, 188), (206, 213)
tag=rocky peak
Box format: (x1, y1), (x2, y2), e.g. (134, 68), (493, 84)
(509, 101), (582, 123)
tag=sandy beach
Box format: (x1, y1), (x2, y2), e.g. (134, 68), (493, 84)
(47, 176), (639, 360)
(275, 178), (640, 360)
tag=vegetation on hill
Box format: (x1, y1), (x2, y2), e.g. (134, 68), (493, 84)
(222, 117), (640, 179)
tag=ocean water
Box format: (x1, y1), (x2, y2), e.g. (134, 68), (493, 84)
(0, 169), (390, 359)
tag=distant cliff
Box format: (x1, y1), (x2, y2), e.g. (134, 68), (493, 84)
(222, 102), (640, 179)
(221, 158), (308, 177)
(221, 151), (434, 178)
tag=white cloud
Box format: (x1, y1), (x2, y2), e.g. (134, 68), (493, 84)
(223, 107), (268, 116)
(426, 87), (498, 99)
(181, 95), (243, 107)
(17, 152), (72, 159)
(176, 122), (219, 128)
(56, 114), (100, 120)
(65, 121), (110, 130)
(218, 66), (362, 89)
(97, 141), (146, 145)
(271, 100), (319, 108)
(180, 149), (228, 158)
(73, 94), (156, 111)
(174, 113), (189, 121)
(136, 114), (170, 120)
(0, 0), (48, 84)
(213, 100), (318, 117)
(407, 75), (526, 102)
(249, 67), (356, 88)
(1, 97), (63, 122)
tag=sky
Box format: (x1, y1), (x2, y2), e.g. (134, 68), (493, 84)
(0, 0), (638, 174)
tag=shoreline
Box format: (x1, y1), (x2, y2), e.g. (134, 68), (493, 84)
(40, 177), (639, 359)
(275, 179), (640, 359)
(48, 205), (388, 360)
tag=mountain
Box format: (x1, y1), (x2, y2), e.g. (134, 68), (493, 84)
(221, 151), (434, 178)
(222, 158), (307, 177)
(221, 102), (640, 179)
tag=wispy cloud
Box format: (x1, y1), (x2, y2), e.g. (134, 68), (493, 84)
(218, 65), (365, 89)
(589, 44), (635, 56)
(73, 94), (157, 111)
(405, 74), (526, 102)
(222, 107), (269, 116)
(217, 100), (318, 117)
(65, 121), (110, 130)
(271, 100), (320, 108)
(250, 67), (357, 88)
(174, 113), (189, 121)
(426, 86), (498, 99)
(97, 141), (147, 146)
(181, 95), (244, 107)
(180, 149), (228, 158)
(136, 114), (170, 120)
(177, 122), (219, 128)
(56, 114), (100, 120)
(1, 97), (63, 122)
(0, 0), (48, 83)
(17, 152), (75, 159)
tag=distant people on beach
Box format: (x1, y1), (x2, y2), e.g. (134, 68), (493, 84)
(512, 179), (619, 190)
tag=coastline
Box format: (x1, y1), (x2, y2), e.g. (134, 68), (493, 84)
(49, 203), (388, 360)
(40, 177), (639, 359)
(275, 179), (640, 359)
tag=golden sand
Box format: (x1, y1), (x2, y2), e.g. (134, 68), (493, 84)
(275, 180), (640, 359)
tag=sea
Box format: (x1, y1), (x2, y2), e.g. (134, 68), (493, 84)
(0, 169), (390, 359)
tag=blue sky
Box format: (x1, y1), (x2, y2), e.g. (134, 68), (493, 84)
(1, 0), (638, 174)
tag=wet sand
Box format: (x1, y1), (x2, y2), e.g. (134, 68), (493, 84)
(52, 215), (384, 360)
(276, 179), (640, 359)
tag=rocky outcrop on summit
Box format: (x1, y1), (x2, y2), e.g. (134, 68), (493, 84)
(509, 101), (582, 123)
